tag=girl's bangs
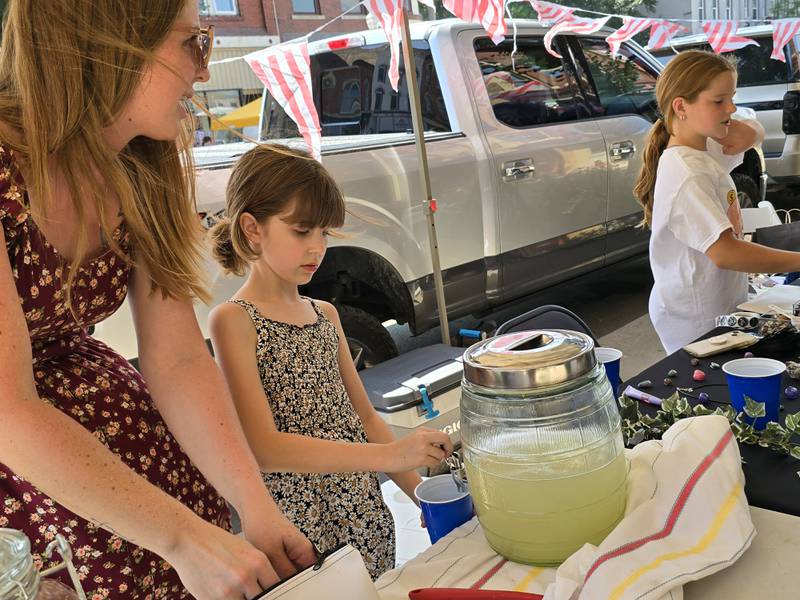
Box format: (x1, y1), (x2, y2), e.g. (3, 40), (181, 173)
(286, 182), (346, 230)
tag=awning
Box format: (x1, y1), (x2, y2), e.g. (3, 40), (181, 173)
(211, 97), (262, 130)
(195, 47), (267, 92)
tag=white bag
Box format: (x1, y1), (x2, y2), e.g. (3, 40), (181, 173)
(255, 544), (380, 600)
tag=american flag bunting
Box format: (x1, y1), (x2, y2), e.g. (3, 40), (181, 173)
(529, 0), (575, 25)
(605, 17), (656, 56)
(444, 0), (507, 44)
(245, 42), (322, 161)
(544, 15), (610, 58)
(366, 0), (405, 91)
(771, 18), (800, 62)
(702, 20), (758, 54)
(646, 20), (687, 50)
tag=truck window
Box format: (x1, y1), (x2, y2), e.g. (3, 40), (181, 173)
(732, 39), (791, 86)
(474, 37), (578, 128)
(685, 39), (789, 87)
(259, 41), (451, 140)
(577, 39), (658, 121)
(649, 38), (790, 87)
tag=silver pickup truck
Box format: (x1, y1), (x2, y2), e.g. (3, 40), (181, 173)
(95, 18), (661, 365)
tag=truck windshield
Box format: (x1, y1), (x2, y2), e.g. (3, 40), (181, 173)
(654, 38), (792, 87)
(259, 40), (451, 140)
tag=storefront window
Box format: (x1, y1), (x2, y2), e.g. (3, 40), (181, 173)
(193, 89), (243, 145)
(292, 0), (320, 14)
(200, 0), (239, 16)
(341, 0), (367, 13)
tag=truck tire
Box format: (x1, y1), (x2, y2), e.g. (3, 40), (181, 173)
(732, 173), (759, 209)
(336, 304), (399, 369)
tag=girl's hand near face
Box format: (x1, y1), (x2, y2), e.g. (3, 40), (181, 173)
(714, 119), (762, 155)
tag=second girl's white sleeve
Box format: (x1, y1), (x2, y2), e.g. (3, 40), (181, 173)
(706, 108), (762, 173)
(706, 137), (745, 174)
(667, 171), (732, 254)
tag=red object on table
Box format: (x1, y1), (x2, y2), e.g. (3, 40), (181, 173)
(409, 589), (544, 599)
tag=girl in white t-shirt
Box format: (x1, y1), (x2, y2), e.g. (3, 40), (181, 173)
(634, 50), (800, 353)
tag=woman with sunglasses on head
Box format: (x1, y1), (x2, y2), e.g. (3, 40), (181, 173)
(0, 1), (315, 598)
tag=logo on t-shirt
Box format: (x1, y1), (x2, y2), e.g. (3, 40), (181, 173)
(726, 189), (743, 238)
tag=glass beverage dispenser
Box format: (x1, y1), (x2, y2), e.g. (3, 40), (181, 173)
(461, 330), (628, 565)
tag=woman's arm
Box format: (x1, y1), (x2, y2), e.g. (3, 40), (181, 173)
(706, 229), (800, 272)
(317, 301), (452, 503)
(128, 265), (315, 577)
(0, 229), (277, 600)
(209, 301), (450, 475)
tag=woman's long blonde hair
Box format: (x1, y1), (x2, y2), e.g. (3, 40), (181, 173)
(0, 0), (210, 306)
(633, 50), (737, 226)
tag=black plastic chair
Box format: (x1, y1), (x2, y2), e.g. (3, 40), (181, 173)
(495, 304), (598, 345)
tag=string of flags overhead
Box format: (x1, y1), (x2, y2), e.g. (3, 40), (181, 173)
(237, 0), (800, 159)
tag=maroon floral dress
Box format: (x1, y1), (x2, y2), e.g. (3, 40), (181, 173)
(0, 145), (231, 599)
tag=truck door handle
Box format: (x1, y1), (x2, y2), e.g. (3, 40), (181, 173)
(503, 159), (535, 181)
(609, 141), (636, 160)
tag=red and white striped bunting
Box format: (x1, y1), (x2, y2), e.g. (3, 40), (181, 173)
(444, 0), (507, 44)
(646, 20), (687, 50)
(603, 17), (686, 55)
(365, 0), (404, 90)
(702, 20), (758, 54)
(529, 0), (575, 25)
(771, 18), (800, 62)
(245, 42), (322, 161)
(605, 17), (655, 56)
(544, 15), (610, 58)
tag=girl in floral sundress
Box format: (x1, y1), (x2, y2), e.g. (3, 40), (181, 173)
(208, 144), (453, 579)
(0, 1), (315, 598)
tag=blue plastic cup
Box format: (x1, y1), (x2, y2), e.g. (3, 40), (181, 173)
(723, 357), (786, 430)
(595, 347), (623, 395)
(414, 474), (473, 544)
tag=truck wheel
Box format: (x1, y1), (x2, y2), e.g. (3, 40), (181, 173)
(336, 304), (399, 369)
(732, 173), (759, 209)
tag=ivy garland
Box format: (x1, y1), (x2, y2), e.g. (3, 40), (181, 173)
(619, 392), (800, 460)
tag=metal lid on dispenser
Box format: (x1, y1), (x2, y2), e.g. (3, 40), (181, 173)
(462, 329), (596, 390)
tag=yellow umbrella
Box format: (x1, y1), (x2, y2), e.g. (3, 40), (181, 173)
(211, 97), (262, 130)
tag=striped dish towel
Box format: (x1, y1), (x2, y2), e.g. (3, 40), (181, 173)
(375, 415), (754, 600)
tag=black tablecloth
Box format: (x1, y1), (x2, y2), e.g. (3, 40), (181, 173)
(621, 327), (800, 516)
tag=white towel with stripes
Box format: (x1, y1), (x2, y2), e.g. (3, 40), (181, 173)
(375, 415), (754, 600)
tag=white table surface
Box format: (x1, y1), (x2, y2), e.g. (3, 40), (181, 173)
(684, 505), (799, 599)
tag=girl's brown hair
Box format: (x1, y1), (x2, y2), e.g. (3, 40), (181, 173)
(0, 0), (210, 305)
(210, 144), (346, 277)
(633, 50), (737, 226)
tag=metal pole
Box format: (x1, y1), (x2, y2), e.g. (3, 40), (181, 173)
(399, 8), (451, 345)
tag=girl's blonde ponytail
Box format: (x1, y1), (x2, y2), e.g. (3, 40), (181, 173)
(634, 119), (670, 227)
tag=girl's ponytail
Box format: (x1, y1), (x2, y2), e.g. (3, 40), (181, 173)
(633, 119), (670, 227)
(209, 216), (248, 277)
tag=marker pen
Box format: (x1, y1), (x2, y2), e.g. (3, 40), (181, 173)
(623, 385), (663, 407)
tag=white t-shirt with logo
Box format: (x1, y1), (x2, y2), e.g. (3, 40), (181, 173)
(648, 137), (747, 354)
